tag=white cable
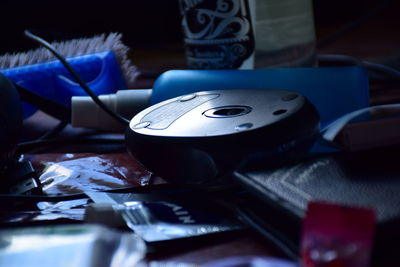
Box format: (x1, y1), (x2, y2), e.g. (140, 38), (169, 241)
(321, 103), (400, 142)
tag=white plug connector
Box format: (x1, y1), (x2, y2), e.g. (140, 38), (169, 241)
(71, 89), (151, 132)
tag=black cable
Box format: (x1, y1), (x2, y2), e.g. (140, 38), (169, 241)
(15, 84), (71, 153)
(16, 83), (71, 121)
(0, 182), (237, 202)
(317, 54), (363, 66)
(23, 30), (130, 125)
(363, 61), (400, 80)
(0, 184), (170, 202)
(318, 54), (400, 81)
(16, 136), (126, 154)
(37, 119), (69, 140)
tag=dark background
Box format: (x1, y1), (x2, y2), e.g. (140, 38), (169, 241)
(0, 0), (398, 54)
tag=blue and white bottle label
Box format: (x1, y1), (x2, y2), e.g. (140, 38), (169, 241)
(179, 0), (255, 69)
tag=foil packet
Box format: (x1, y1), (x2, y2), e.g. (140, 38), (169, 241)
(86, 192), (244, 242)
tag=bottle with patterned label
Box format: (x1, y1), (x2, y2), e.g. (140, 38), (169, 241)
(179, 0), (255, 69)
(178, 0), (316, 69)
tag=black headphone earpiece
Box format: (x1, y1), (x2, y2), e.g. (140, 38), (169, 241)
(0, 73), (22, 168)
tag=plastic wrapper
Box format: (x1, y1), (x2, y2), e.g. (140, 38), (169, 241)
(0, 199), (90, 225)
(1, 153), (158, 226)
(0, 224), (146, 267)
(28, 153), (153, 195)
(86, 192), (244, 242)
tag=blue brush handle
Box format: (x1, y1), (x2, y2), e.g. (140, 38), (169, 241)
(1, 51), (127, 118)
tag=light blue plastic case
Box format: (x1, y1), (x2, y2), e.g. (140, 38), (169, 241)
(151, 67), (369, 128)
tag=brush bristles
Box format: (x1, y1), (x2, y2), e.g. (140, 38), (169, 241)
(0, 32), (138, 86)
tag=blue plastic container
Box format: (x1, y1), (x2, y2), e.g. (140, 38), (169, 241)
(0, 51), (127, 118)
(151, 67), (370, 128)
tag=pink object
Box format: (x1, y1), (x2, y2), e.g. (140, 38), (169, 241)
(301, 201), (376, 267)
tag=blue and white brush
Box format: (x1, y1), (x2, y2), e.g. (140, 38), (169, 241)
(0, 32), (138, 118)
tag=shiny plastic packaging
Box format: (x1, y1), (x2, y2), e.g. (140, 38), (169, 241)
(86, 192), (244, 242)
(0, 224), (146, 267)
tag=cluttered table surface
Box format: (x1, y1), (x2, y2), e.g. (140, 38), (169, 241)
(1, 1), (400, 266)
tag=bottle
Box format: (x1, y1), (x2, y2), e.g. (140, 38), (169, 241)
(178, 0), (255, 69)
(252, 0), (317, 68)
(178, 0), (316, 69)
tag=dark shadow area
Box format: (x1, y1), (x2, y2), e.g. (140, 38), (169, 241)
(0, 0), (398, 54)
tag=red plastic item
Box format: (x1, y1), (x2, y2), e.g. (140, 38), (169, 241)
(301, 201), (376, 267)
